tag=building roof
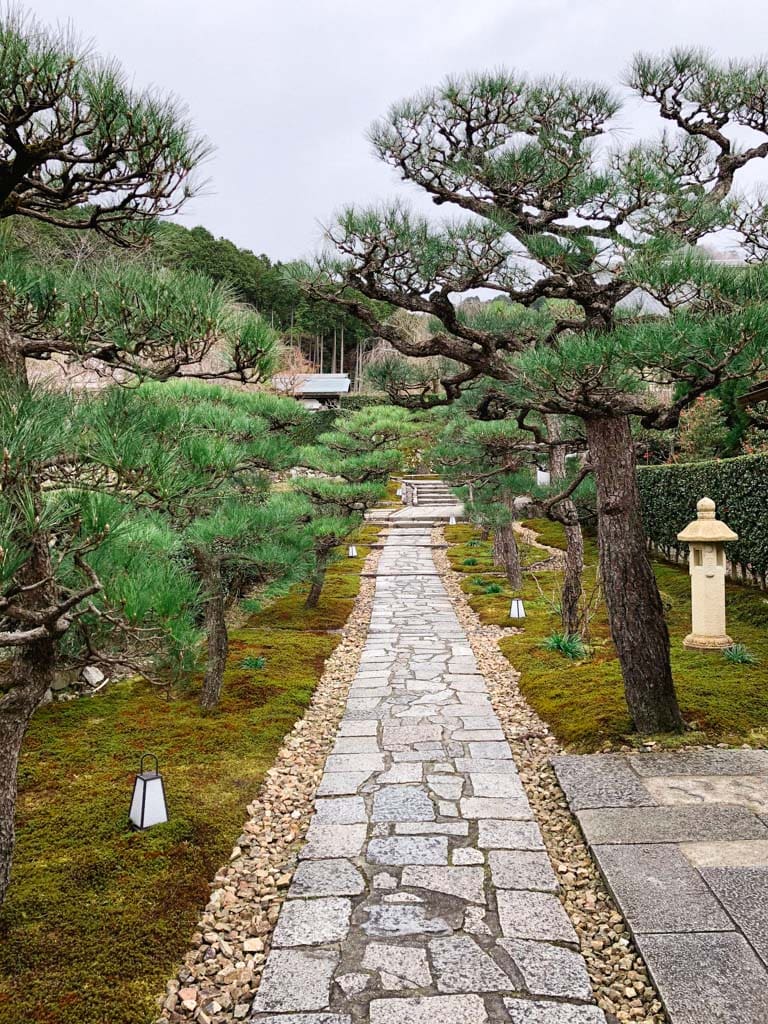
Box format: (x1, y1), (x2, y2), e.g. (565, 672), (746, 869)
(272, 373), (351, 397)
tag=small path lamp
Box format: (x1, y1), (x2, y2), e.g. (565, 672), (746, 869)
(449, 515), (456, 526)
(509, 598), (526, 620)
(677, 497), (738, 650)
(129, 753), (168, 830)
(348, 544), (358, 558)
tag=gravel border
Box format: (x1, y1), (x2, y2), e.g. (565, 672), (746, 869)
(433, 527), (667, 1024)
(157, 543), (382, 1024)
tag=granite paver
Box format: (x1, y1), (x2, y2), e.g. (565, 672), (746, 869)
(554, 746), (768, 1022)
(250, 521), (604, 1021)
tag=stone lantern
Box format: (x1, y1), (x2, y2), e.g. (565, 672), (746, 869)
(677, 497), (738, 650)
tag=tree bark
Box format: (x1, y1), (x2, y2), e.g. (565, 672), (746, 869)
(0, 636), (55, 905)
(585, 415), (683, 734)
(493, 504), (522, 589)
(305, 551), (329, 609)
(197, 557), (228, 711)
(0, 328), (60, 905)
(546, 415), (584, 636)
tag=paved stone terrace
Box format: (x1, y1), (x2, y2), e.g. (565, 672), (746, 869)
(553, 749), (768, 1024)
(250, 523), (606, 1024)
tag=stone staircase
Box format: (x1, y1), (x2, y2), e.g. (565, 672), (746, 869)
(407, 479), (457, 507)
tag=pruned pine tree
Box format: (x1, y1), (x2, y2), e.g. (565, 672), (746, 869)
(432, 419), (527, 589)
(305, 53), (768, 734)
(80, 381), (311, 711)
(295, 407), (410, 607)
(0, 10), (280, 904)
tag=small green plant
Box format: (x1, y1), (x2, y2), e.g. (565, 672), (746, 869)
(723, 643), (758, 665)
(484, 582), (503, 594)
(240, 655), (267, 670)
(467, 539), (483, 548)
(463, 557), (478, 566)
(471, 576), (486, 586)
(542, 632), (588, 660)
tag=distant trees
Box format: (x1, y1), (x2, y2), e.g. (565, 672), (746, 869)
(306, 53), (768, 734)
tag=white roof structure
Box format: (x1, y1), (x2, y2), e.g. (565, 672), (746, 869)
(272, 373), (351, 398)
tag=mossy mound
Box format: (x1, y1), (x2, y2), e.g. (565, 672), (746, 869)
(446, 524), (768, 751)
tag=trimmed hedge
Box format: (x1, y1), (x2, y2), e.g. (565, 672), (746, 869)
(638, 454), (768, 584)
(339, 394), (388, 410)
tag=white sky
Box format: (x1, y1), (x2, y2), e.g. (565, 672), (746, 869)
(31, 0), (768, 261)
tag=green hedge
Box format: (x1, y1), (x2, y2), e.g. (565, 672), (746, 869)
(637, 454), (768, 583)
(339, 394), (388, 410)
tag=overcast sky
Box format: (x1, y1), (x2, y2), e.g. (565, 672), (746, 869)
(31, 0), (768, 262)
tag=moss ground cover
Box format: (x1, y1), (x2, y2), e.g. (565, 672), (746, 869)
(0, 527), (378, 1024)
(446, 520), (768, 751)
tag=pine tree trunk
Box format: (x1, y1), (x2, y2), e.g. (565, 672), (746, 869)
(0, 636), (56, 905)
(0, 329), (59, 905)
(197, 558), (228, 711)
(546, 415), (585, 636)
(585, 415), (683, 734)
(494, 521), (522, 589)
(561, 522), (584, 636)
(305, 551), (329, 609)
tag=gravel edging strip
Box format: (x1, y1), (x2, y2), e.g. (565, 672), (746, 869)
(433, 527), (667, 1024)
(156, 542), (382, 1024)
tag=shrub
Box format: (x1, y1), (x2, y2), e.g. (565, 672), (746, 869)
(240, 655), (266, 670)
(484, 582), (503, 594)
(463, 557), (478, 566)
(542, 632), (589, 660)
(723, 643), (758, 665)
(638, 454), (768, 585)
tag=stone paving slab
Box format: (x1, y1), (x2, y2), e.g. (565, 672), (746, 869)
(553, 747), (768, 1022)
(250, 525), (605, 1023)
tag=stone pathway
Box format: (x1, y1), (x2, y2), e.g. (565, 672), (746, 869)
(553, 750), (768, 1024)
(250, 524), (606, 1023)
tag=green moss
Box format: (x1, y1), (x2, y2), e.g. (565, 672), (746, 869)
(521, 518), (568, 549)
(445, 529), (768, 751)
(0, 525), (382, 1024)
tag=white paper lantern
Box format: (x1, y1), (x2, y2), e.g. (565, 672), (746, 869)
(129, 753), (168, 830)
(509, 598), (526, 619)
(449, 515), (456, 525)
(348, 544), (358, 557)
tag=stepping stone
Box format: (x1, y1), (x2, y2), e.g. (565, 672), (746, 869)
(577, 804), (768, 846)
(372, 786), (435, 822)
(497, 891), (578, 945)
(591, 843), (732, 934)
(503, 1001), (607, 1023)
(394, 821), (469, 836)
(362, 942), (432, 989)
(252, 1016), (351, 1024)
(499, 938), (593, 999)
(299, 822), (367, 860)
(635, 931), (768, 1024)
(314, 797), (368, 824)
(362, 904), (453, 937)
(316, 772), (374, 796)
(478, 820), (545, 850)
(429, 935), (515, 992)
(552, 753), (652, 810)
(460, 797), (533, 820)
(627, 749), (768, 777)
(402, 865), (486, 904)
(369, 994), (489, 1024)
(272, 898), (351, 947)
(470, 772), (527, 800)
(367, 836), (448, 865)
(251, 948), (339, 1013)
(289, 860), (365, 898)
(488, 850), (559, 892)
(700, 866), (768, 964)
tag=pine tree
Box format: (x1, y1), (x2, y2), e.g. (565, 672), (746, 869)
(295, 407), (411, 607)
(305, 53), (768, 734)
